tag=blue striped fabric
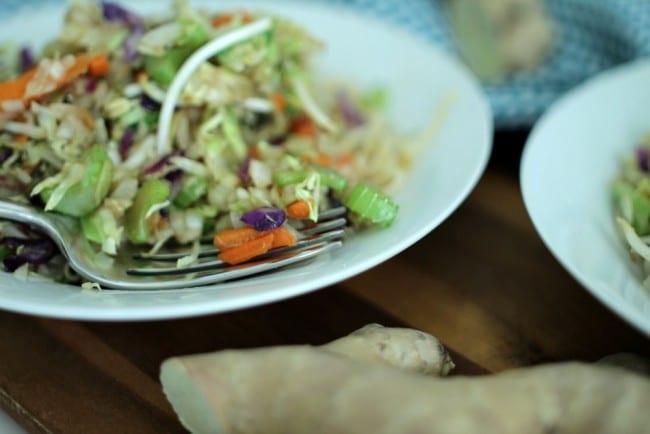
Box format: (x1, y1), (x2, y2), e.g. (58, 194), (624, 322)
(3, 0), (650, 128)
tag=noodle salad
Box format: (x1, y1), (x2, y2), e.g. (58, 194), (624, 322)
(0, 1), (412, 282)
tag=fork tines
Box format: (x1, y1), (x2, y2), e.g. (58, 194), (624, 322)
(127, 206), (347, 277)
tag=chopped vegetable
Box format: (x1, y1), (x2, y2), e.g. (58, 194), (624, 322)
(143, 20), (209, 85)
(88, 55), (111, 77)
(213, 226), (260, 250)
(240, 207), (286, 231)
(286, 200), (311, 220)
(173, 176), (209, 208)
(345, 183), (399, 226)
(124, 178), (170, 244)
(218, 231), (274, 265)
(38, 145), (114, 218)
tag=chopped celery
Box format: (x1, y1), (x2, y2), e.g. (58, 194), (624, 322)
(274, 166), (348, 192)
(81, 208), (121, 254)
(274, 169), (309, 186)
(174, 176), (209, 208)
(176, 19), (209, 47)
(222, 107), (247, 159)
(344, 183), (398, 226)
(144, 111), (159, 127)
(144, 19), (209, 85)
(217, 33), (270, 72)
(614, 181), (650, 236)
(316, 166), (348, 193)
(42, 145), (114, 217)
(360, 87), (388, 110)
(125, 179), (170, 244)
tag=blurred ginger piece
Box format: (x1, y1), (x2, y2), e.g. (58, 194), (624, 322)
(447, 0), (554, 80)
(160, 324), (649, 434)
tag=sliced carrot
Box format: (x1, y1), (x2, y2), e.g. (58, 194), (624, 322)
(211, 11), (253, 27)
(80, 110), (94, 129)
(315, 153), (332, 166)
(286, 200), (311, 220)
(270, 92), (287, 111)
(88, 55), (110, 77)
(219, 232), (275, 265)
(135, 70), (148, 82)
(248, 147), (260, 159)
(61, 54), (93, 85)
(0, 54), (94, 112)
(269, 227), (297, 248)
(14, 134), (28, 143)
(0, 68), (37, 110)
(213, 226), (261, 250)
(290, 115), (318, 137)
(335, 151), (355, 167)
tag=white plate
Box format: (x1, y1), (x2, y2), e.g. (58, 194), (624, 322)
(521, 60), (650, 337)
(0, 0), (492, 320)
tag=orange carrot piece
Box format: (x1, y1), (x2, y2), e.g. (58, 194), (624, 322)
(61, 54), (92, 85)
(80, 110), (94, 129)
(0, 68), (37, 109)
(335, 152), (355, 167)
(213, 226), (261, 250)
(219, 232), (275, 265)
(0, 55), (94, 112)
(88, 55), (110, 77)
(286, 200), (311, 220)
(269, 227), (297, 249)
(14, 134), (28, 143)
(290, 115), (318, 137)
(270, 92), (287, 111)
(211, 11), (253, 27)
(314, 153), (332, 166)
(248, 147), (260, 159)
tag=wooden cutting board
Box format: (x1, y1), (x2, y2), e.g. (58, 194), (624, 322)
(0, 288), (486, 434)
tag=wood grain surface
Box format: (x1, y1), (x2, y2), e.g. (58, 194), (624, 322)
(0, 131), (648, 433)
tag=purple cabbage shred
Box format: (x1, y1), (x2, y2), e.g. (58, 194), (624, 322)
(240, 207), (286, 231)
(636, 147), (650, 172)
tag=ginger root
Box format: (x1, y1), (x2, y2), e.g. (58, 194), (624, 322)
(160, 325), (649, 434)
(320, 323), (454, 376)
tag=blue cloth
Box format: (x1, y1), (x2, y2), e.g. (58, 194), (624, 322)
(4, 0), (650, 128)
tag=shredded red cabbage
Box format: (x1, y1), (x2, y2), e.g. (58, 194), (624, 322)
(241, 207), (286, 231)
(85, 77), (99, 93)
(140, 94), (161, 111)
(101, 1), (144, 28)
(337, 91), (366, 127)
(118, 127), (135, 160)
(123, 28), (145, 63)
(101, 2), (145, 62)
(142, 150), (181, 175)
(0, 148), (12, 164)
(164, 169), (184, 200)
(238, 156), (251, 185)
(19, 47), (35, 73)
(636, 147), (650, 172)
(2, 236), (56, 272)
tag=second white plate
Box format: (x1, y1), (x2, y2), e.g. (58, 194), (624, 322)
(521, 59), (650, 337)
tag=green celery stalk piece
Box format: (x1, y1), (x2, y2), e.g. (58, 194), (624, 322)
(344, 182), (398, 227)
(173, 176), (209, 208)
(125, 178), (170, 244)
(43, 145), (114, 218)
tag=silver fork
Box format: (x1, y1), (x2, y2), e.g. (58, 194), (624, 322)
(0, 200), (346, 290)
